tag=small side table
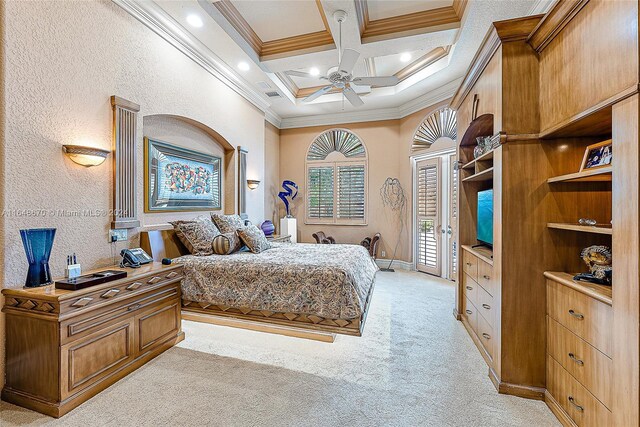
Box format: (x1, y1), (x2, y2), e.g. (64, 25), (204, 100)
(267, 234), (292, 243)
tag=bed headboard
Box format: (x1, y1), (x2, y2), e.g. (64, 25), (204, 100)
(140, 228), (189, 261)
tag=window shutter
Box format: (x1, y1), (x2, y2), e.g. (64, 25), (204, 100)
(417, 164), (439, 269)
(307, 166), (334, 219)
(337, 164), (365, 220)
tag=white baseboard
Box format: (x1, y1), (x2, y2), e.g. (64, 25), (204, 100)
(375, 259), (414, 271)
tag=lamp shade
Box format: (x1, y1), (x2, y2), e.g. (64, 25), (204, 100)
(63, 145), (109, 167)
(247, 179), (260, 190)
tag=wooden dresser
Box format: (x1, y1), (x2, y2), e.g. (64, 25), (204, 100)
(1, 262), (184, 417)
(460, 245), (497, 370)
(545, 272), (612, 427)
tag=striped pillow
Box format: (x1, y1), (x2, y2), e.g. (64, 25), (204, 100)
(212, 232), (242, 255)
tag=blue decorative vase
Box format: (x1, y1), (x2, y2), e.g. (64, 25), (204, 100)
(20, 228), (56, 288)
(261, 220), (275, 236)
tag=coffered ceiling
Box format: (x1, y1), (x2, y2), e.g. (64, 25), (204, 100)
(125, 0), (550, 128)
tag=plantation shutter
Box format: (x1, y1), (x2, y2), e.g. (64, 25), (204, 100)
(450, 156), (458, 276)
(337, 164), (366, 221)
(307, 166), (334, 219)
(417, 161), (440, 273)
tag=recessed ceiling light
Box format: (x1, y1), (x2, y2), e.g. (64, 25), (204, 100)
(310, 67), (320, 76)
(238, 61), (250, 71)
(186, 14), (203, 28)
(400, 53), (412, 63)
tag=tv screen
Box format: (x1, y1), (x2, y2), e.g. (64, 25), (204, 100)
(477, 189), (493, 246)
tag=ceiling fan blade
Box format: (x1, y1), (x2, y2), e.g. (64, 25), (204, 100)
(286, 70), (316, 78)
(303, 85), (334, 102)
(352, 76), (399, 87)
(343, 86), (364, 107)
(339, 49), (360, 75)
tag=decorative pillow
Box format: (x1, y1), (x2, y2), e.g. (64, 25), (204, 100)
(212, 232), (242, 255)
(237, 225), (271, 254)
(169, 215), (220, 256)
(211, 214), (245, 234)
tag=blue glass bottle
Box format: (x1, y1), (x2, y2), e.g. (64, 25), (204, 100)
(20, 228), (56, 288)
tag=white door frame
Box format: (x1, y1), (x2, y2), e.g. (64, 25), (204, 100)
(411, 148), (456, 276)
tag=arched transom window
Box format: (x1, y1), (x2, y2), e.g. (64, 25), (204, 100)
(412, 107), (457, 152)
(306, 129), (367, 225)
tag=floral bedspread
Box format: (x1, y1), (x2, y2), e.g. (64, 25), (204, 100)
(175, 243), (378, 319)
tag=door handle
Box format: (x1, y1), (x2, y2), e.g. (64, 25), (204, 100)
(447, 225), (453, 235)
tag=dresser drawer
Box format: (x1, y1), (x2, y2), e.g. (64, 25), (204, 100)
(61, 285), (180, 344)
(547, 317), (611, 409)
(463, 296), (478, 332)
(59, 268), (183, 316)
(462, 251), (478, 282)
(547, 280), (612, 356)
(477, 313), (494, 360)
(477, 260), (496, 296)
(547, 355), (612, 427)
(462, 274), (479, 307)
(477, 285), (495, 329)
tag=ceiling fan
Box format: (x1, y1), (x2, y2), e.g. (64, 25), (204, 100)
(285, 10), (399, 107)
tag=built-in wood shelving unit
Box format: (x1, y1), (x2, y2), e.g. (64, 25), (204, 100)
(460, 244), (493, 265)
(461, 167), (494, 182)
(547, 222), (612, 235)
(461, 149), (495, 170)
(547, 166), (612, 183)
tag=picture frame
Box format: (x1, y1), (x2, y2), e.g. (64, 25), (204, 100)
(144, 137), (222, 212)
(579, 139), (612, 172)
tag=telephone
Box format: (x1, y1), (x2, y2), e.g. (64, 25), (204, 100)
(120, 248), (153, 268)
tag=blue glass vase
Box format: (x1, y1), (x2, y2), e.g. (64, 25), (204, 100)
(20, 228), (56, 288)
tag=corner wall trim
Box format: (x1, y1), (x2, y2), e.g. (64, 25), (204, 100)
(375, 259), (414, 271)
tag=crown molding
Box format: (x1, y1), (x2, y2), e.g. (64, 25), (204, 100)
(112, 0), (277, 118)
(264, 108), (282, 128)
(528, 0), (557, 15)
(279, 78), (460, 129)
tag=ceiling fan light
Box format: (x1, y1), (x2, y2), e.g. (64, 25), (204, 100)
(400, 53), (412, 63)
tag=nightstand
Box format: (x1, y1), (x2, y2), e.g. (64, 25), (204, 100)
(1, 262), (184, 417)
(266, 234), (292, 243)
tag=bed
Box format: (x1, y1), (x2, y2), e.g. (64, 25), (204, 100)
(140, 229), (378, 338)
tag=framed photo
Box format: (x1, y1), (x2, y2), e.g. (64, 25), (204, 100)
(144, 137), (222, 212)
(580, 139), (612, 172)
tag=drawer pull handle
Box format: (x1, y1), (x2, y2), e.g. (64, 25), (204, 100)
(126, 282), (142, 291)
(568, 353), (584, 366)
(465, 309), (472, 315)
(148, 276), (162, 284)
(101, 289), (120, 299)
(568, 396), (584, 412)
(71, 297), (93, 308)
(483, 275), (490, 280)
(482, 304), (491, 310)
(466, 286), (473, 291)
(568, 309), (584, 320)
(466, 262), (472, 266)
(127, 303), (141, 311)
(482, 333), (491, 340)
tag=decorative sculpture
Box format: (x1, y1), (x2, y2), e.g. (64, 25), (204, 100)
(380, 177), (407, 272)
(278, 180), (298, 217)
(573, 245), (612, 286)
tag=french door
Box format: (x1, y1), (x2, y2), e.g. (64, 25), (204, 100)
(416, 158), (441, 275)
(415, 152), (458, 279)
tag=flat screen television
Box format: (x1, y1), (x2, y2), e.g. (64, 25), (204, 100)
(477, 189), (493, 247)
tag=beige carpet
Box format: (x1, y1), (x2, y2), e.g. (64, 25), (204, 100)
(1, 271), (559, 426)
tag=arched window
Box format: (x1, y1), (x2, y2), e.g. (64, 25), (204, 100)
(412, 107), (457, 152)
(305, 129), (367, 225)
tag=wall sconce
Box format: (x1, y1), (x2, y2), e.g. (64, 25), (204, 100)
(63, 145), (110, 167)
(247, 179), (261, 190)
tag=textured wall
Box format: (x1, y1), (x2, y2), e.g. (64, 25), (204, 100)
(278, 101), (455, 263)
(1, 0), (267, 386)
(264, 121), (281, 231)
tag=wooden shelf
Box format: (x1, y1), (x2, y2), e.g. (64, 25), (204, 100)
(544, 272), (612, 306)
(461, 244), (493, 265)
(461, 149), (496, 170)
(547, 223), (612, 235)
(547, 166), (612, 183)
(462, 167), (494, 182)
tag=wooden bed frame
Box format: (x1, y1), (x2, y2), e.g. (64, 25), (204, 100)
(139, 228), (374, 342)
